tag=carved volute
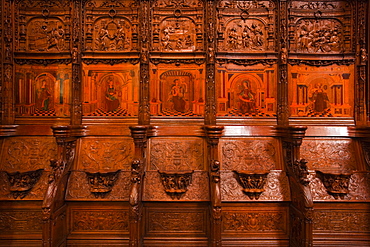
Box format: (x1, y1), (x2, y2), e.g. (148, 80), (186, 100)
(316, 170), (353, 199)
(6, 169), (43, 199)
(85, 170), (120, 198)
(158, 170), (193, 199)
(233, 170), (270, 200)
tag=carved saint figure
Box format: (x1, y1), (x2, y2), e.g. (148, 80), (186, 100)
(168, 79), (187, 112)
(238, 81), (256, 113)
(105, 79), (120, 112)
(310, 83), (329, 113)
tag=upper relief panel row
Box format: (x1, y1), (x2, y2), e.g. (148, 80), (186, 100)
(14, 0), (353, 57)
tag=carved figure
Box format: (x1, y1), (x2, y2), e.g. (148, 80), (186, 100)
(168, 79), (187, 112)
(238, 81), (256, 113)
(96, 25), (109, 50)
(36, 80), (52, 111)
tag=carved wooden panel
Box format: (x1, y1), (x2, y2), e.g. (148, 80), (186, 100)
(300, 138), (357, 171)
(143, 171), (208, 201)
(148, 137), (205, 171)
(309, 171), (370, 201)
(16, 0), (71, 53)
(145, 206), (208, 236)
(76, 137), (134, 170)
(220, 137), (280, 171)
(216, 0), (276, 53)
(0, 209), (43, 234)
(216, 65), (277, 117)
(0, 137), (57, 171)
(221, 170), (290, 201)
(288, 1), (352, 54)
(289, 65), (354, 117)
(66, 171), (130, 201)
(14, 65), (71, 117)
(149, 66), (205, 117)
(69, 208), (129, 233)
(83, 0), (138, 53)
(151, 0), (204, 52)
(82, 64), (139, 117)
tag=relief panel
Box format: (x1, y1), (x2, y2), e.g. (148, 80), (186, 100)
(148, 137), (205, 171)
(0, 210), (43, 233)
(288, 1), (352, 54)
(216, 65), (277, 117)
(300, 138), (357, 171)
(143, 171), (209, 201)
(289, 65), (354, 117)
(16, 0), (71, 52)
(313, 210), (370, 232)
(221, 170), (290, 201)
(69, 208), (129, 233)
(76, 137), (134, 171)
(219, 137), (280, 171)
(84, 0), (138, 52)
(216, 0), (276, 52)
(151, 0), (204, 52)
(82, 64), (139, 117)
(15, 65), (71, 117)
(150, 66), (205, 117)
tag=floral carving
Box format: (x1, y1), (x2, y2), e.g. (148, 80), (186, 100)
(6, 169), (43, 199)
(233, 170), (269, 199)
(158, 170), (193, 199)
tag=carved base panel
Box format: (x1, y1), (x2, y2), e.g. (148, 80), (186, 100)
(221, 170), (290, 201)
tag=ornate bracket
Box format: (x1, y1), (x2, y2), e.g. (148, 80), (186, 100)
(85, 170), (120, 198)
(316, 170), (352, 199)
(233, 170), (269, 200)
(158, 170), (193, 200)
(6, 169), (43, 199)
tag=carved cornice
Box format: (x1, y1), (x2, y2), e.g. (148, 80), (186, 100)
(316, 170), (352, 199)
(233, 170), (269, 200)
(288, 59), (355, 67)
(14, 59), (72, 66)
(158, 170), (193, 200)
(82, 58), (140, 65)
(6, 169), (43, 199)
(85, 170), (120, 198)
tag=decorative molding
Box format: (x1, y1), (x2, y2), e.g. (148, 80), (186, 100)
(14, 59), (71, 65)
(82, 58), (140, 65)
(315, 170), (352, 199)
(150, 58), (205, 66)
(6, 169), (43, 199)
(158, 170), (193, 199)
(217, 58), (276, 66)
(85, 170), (120, 198)
(288, 59), (355, 67)
(233, 170), (269, 200)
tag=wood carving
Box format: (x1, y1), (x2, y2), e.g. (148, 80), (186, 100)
(158, 170), (193, 199)
(233, 170), (269, 200)
(289, 159), (310, 186)
(315, 170), (352, 199)
(6, 169), (43, 199)
(0, 210), (43, 233)
(85, 170), (120, 198)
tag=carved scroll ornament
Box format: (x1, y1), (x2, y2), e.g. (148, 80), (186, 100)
(85, 170), (120, 198)
(158, 170), (193, 199)
(233, 170), (269, 200)
(6, 169), (43, 199)
(315, 170), (352, 199)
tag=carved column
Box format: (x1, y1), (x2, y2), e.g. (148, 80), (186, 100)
(204, 125), (224, 247)
(129, 126), (148, 247)
(42, 125), (86, 247)
(276, 126), (313, 247)
(205, 0), (217, 125)
(71, 0), (83, 125)
(138, 0), (150, 125)
(277, 0), (289, 126)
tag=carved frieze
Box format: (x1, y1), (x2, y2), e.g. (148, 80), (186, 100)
(221, 170), (290, 201)
(149, 138), (205, 171)
(77, 137), (134, 170)
(300, 138), (357, 171)
(0, 210), (43, 233)
(143, 171), (209, 201)
(0, 137), (57, 171)
(70, 209), (129, 232)
(313, 210), (370, 232)
(66, 170), (130, 201)
(220, 138), (278, 171)
(223, 210), (287, 233)
(6, 169), (43, 199)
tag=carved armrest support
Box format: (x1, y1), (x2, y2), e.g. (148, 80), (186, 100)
(316, 170), (353, 199)
(233, 170), (269, 200)
(6, 169), (43, 199)
(158, 170), (194, 200)
(85, 170), (120, 198)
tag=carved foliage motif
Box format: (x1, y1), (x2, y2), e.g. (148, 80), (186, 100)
(223, 211), (286, 232)
(0, 210), (42, 232)
(6, 169), (43, 199)
(149, 138), (204, 171)
(220, 138), (278, 171)
(1, 137), (57, 171)
(300, 139), (357, 171)
(313, 210), (370, 232)
(71, 209), (129, 232)
(77, 138), (134, 170)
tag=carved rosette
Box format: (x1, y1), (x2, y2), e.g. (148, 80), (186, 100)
(6, 169), (44, 199)
(85, 170), (120, 198)
(233, 170), (269, 200)
(315, 170), (352, 199)
(158, 170), (193, 199)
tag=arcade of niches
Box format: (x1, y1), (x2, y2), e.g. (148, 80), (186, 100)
(0, 0), (370, 246)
